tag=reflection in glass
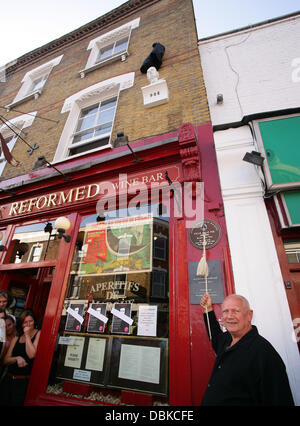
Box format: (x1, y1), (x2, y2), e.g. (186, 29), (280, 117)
(47, 204), (170, 403)
(9, 221), (58, 263)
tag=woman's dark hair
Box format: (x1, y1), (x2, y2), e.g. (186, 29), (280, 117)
(16, 308), (37, 336)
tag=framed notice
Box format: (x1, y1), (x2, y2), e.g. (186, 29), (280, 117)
(87, 303), (108, 333)
(107, 337), (168, 396)
(56, 333), (109, 386)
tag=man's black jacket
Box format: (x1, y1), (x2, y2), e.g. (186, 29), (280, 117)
(201, 310), (294, 406)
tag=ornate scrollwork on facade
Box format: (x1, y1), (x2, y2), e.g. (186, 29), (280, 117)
(178, 123), (201, 183)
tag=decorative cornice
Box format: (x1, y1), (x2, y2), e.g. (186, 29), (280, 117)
(178, 122), (202, 183)
(5, 0), (160, 76)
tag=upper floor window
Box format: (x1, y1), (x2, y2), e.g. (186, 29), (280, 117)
(54, 72), (135, 162)
(0, 112), (37, 176)
(6, 55), (63, 110)
(0, 134), (18, 175)
(96, 36), (129, 63)
(79, 18), (140, 78)
(70, 97), (117, 157)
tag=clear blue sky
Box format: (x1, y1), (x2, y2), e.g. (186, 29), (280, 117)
(1, 0), (299, 67)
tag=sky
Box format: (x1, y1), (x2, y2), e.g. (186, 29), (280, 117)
(0, 0), (299, 68)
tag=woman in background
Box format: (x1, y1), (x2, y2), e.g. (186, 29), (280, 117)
(4, 309), (40, 406)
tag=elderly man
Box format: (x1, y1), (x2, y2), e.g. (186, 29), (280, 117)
(200, 293), (294, 406)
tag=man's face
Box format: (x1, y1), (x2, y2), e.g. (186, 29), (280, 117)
(0, 295), (7, 309)
(222, 296), (253, 339)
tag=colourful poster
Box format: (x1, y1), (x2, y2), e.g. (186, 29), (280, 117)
(79, 215), (153, 276)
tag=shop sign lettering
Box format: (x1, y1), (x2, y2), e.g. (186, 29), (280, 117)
(3, 167), (179, 219)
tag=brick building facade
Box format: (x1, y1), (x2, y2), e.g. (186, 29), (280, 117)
(0, 0), (231, 406)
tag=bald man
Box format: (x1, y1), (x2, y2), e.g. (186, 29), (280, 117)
(200, 293), (294, 406)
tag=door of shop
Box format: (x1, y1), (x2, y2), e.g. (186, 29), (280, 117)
(0, 267), (54, 325)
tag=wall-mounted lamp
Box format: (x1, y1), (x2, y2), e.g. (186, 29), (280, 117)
(243, 151), (265, 167)
(55, 216), (71, 242)
(0, 231), (6, 251)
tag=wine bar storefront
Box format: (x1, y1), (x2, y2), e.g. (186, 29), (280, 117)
(0, 123), (232, 406)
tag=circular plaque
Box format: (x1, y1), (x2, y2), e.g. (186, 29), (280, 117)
(188, 219), (222, 249)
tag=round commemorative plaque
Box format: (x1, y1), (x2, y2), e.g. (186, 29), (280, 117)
(188, 219), (222, 249)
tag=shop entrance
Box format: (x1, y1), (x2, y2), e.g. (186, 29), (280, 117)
(1, 267), (54, 326)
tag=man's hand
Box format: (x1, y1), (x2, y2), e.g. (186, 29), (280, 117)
(200, 293), (213, 312)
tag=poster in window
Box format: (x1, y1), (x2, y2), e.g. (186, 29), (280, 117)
(87, 303), (108, 333)
(111, 303), (132, 334)
(79, 215), (153, 276)
(65, 303), (85, 332)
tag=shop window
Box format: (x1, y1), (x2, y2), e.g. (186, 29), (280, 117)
(284, 240), (300, 263)
(5, 55), (63, 110)
(8, 221), (59, 264)
(47, 205), (169, 404)
(53, 72), (135, 162)
(79, 18), (140, 78)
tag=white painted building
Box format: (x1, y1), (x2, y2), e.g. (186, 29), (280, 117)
(199, 12), (300, 405)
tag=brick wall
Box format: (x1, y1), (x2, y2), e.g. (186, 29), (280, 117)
(0, 0), (210, 180)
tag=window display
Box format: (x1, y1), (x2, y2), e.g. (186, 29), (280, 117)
(47, 205), (169, 402)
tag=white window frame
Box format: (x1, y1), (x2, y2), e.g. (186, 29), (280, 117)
(28, 243), (43, 262)
(0, 112), (37, 176)
(6, 55), (63, 110)
(79, 18), (140, 78)
(53, 72), (135, 163)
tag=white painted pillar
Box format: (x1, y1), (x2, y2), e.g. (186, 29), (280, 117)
(214, 125), (300, 405)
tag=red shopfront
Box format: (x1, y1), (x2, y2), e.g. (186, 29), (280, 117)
(0, 123), (233, 406)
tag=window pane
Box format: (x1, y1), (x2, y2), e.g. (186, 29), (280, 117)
(99, 43), (114, 59)
(8, 221), (58, 263)
(94, 123), (112, 137)
(73, 129), (94, 143)
(97, 108), (115, 125)
(76, 105), (99, 131)
(114, 37), (129, 53)
(76, 116), (95, 132)
(100, 98), (117, 111)
(69, 137), (110, 156)
(284, 240), (300, 263)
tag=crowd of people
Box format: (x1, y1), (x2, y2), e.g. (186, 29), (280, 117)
(0, 290), (40, 406)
